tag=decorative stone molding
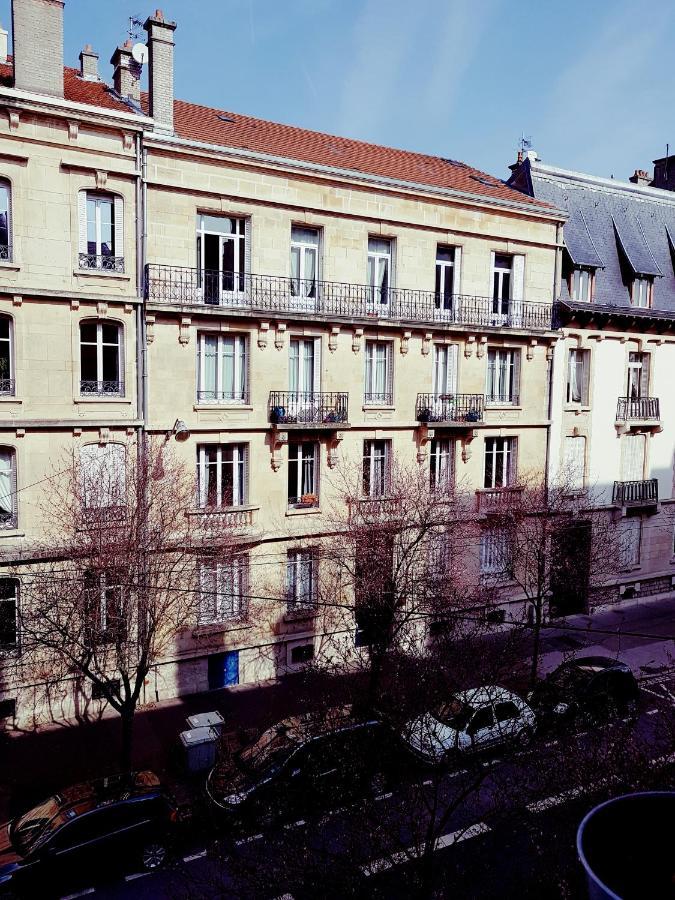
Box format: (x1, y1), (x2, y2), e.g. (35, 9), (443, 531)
(95, 170), (108, 190)
(179, 316), (191, 345)
(98, 427), (110, 445)
(270, 429), (288, 472)
(464, 335), (476, 358)
(67, 120), (79, 141)
(15, 428), (25, 439)
(328, 326), (340, 353)
(421, 332), (433, 356)
(145, 314), (155, 344)
(274, 322), (287, 350)
(72, 427), (83, 437)
(476, 336), (488, 359)
(12, 295), (22, 307)
(546, 345), (554, 362)
(8, 110), (19, 132)
(415, 425), (435, 464)
(352, 327), (364, 353)
(70, 299), (80, 310)
(122, 132), (134, 151)
(257, 321), (270, 349)
(460, 430), (476, 463)
(527, 338), (538, 361)
(96, 301), (108, 318)
(124, 303), (134, 314)
(327, 431), (345, 468)
(400, 331), (411, 355)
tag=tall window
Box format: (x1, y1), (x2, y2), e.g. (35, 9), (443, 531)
(80, 443), (126, 510)
(626, 352), (650, 400)
(632, 276), (652, 309)
(0, 578), (18, 651)
(620, 517), (642, 568)
(435, 245), (455, 313)
(84, 569), (125, 644)
(0, 180), (10, 261)
(363, 439), (390, 497)
(286, 548), (318, 609)
(0, 448), (17, 529)
(433, 344), (458, 396)
(199, 556), (248, 624)
(288, 443), (319, 507)
(484, 437), (516, 489)
(197, 444), (248, 508)
(364, 341), (393, 405)
(563, 435), (586, 492)
(486, 349), (519, 404)
(80, 321), (123, 396)
(620, 433), (645, 482)
(480, 527), (512, 576)
(430, 438), (454, 491)
(571, 268), (593, 302)
(196, 213), (247, 302)
(0, 317), (13, 395)
(290, 226), (319, 301)
(492, 254), (512, 315)
(79, 192), (123, 271)
(367, 237), (392, 307)
(567, 349), (590, 404)
(289, 338), (317, 395)
(197, 333), (248, 404)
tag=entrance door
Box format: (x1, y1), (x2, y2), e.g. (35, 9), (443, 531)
(550, 520), (592, 616)
(208, 650), (240, 689)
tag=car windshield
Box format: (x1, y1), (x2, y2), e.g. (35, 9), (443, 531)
(432, 698), (474, 731)
(237, 724), (298, 775)
(11, 797), (67, 855)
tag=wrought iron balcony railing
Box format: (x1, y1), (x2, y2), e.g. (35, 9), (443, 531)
(364, 391), (393, 406)
(80, 380), (125, 397)
(612, 478), (659, 507)
(616, 397), (660, 423)
(416, 393), (484, 424)
(196, 389), (250, 404)
(79, 253), (125, 273)
(0, 508), (17, 530)
(485, 393), (520, 406)
(269, 391), (349, 426)
(0, 379), (15, 396)
(0, 244), (11, 262)
(146, 265), (554, 331)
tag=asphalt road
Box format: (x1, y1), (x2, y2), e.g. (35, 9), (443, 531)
(60, 671), (675, 900)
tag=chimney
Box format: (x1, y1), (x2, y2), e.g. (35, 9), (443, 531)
(144, 9), (176, 133)
(11, 0), (64, 98)
(0, 24), (8, 64)
(111, 40), (140, 103)
(652, 155), (675, 192)
(79, 44), (98, 81)
(629, 169), (651, 187)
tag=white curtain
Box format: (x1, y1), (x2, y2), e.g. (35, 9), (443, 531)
(0, 449), (13, 517)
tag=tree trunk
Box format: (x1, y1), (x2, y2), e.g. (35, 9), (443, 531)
(120, 705), (135, 773)
(529, 598), (542, 689)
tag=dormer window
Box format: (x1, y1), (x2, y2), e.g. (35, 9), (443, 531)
(571, 267), (594, 303)
(632, 276), (652, 309)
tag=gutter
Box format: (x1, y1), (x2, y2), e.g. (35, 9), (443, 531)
(0, 85), (153, 126)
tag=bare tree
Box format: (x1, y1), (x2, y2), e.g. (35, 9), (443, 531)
(13, 435), (239, 770)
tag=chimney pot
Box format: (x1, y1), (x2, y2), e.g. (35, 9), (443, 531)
(629, 168), (651, 186)
(144, 10), (177, 133)
(155, 9), (164, 20)
(79, 44), (99, 81)
(11, 0), (65, 98)
(111, 42), (140, 104)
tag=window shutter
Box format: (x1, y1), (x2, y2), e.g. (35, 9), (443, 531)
(509, 438), (518, 484)
(10, 450), (17, 525)
(447, 344), (458, 394)
(513, 349), (521, 403)
(244, 218), (252, 291)
(581, 350), (590, 405)
(113, 196), (124, 267)
(511, 255), (525, 326)
(641, 354), (650, 396)
(242, 443), (249, 505)
(77, 191), (88, 256)
(453, 246), (462, 301)
(313, 442), (320, 497)
(386, 342), (394, 403)
(621, 434), (645, 481)
(313, 337), (321, 394)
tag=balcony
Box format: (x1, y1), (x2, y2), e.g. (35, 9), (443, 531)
(269, 392), (349, 428)
(616, 397), (661, 431)
(79, 253), (125, 273)
(190, 505), (258, 529)
(0, 379), (15, 396)
(80, 380), (124, 397)
(612, 478), (659, 509)
(417, 393), (484, 425)
(146, 265), (554, 331)
(475, 486), (524, 514)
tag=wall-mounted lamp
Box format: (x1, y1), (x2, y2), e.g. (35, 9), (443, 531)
(167, 418), (190, 442)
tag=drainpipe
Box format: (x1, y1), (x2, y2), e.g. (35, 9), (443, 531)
(139, 147), (149, 432)
(135, 132), (145, 429)
(544, 220), (564, 495)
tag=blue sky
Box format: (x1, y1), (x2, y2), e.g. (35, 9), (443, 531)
(2, 0), (674, 181)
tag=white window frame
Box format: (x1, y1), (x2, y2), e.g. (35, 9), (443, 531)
(492, 253), (513, 316)
(0, 180), (11, 261)
(363, 439), (391, 498)
(79, 443), (126, 510)
(563, 435), (586, 492)
(620, 517), (642, 568)
(620, 433), (646, 482)
(566, 349), (590, 405)
(632, 276), (652, 309)
(626, 352), (650, 400)
(364, 341), (393, 405)
(430, 438), (454, 491)
(0, 316), (13, 396)
(196, 214), (248, 303)
(79, 320), (123, 395)
(197, 443), (248, 509)
(287, 442), (319, 507)
(367, 237), (392, 309)
(571, 268), (593, 303)
(0, 577), (18, 651)
(483, 437), (516, 489)
(286, 548), (318, 608)
(199, 556), (248, 624)
(486, 348), (519, 405)
(197, 332), (248, 404)
(480, 527), (512, 576)
(290, 226), (320, 305)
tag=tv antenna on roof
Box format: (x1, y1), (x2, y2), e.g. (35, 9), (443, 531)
(519, 134), (533, 153)
(128, 16), (143, 42)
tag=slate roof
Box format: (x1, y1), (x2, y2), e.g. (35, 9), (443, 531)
(0, 60), (132, 114)
(508, 159), (675, 313)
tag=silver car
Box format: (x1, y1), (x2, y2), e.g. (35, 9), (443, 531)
(403, 685), (537, 765)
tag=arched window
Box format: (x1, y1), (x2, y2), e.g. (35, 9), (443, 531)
(78, 191), (124, 272)
(0, 180), (10, 262)
(79, 320), (123, 396)
(0, 316), (14, 396)
(0, 447), (17, 529)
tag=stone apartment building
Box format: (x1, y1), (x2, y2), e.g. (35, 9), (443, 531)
(509, 154), (675, 614)
(0, 0), (568, 725)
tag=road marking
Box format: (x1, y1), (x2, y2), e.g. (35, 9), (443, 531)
(61, 890), (96, 899)
(361, 822), (491, 876)
(543, 740), (559, 748)
(375, 791), (393, 801)
(647, 708), (659, 715)
(235, 833), (263, 845)
(649, 751), (675, 767)
(125, 872), (150, 882)
(641, 685), (667, 700)
(527, 786), (585, 813)
(423, 779), (433, 785)
(283, 819), (306, 829)
(660, 685), (675, 704)
(183, 849), (207, 862)
(445, 768), (468, 779)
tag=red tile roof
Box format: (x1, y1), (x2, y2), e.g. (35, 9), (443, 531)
(0, 56), (551, 210)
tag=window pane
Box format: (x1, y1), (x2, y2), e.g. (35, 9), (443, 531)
(101, 345), (119, 382)
(80, 345), (98, 381)
(101, 324), (119, 346)
(80, 322), (97, 344)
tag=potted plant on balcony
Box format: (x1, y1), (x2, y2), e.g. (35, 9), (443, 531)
(465, 408), (480, 422)
(270, 405), (286, 424)
(418, 407), (432, 423)
(297, 493), (318, 508)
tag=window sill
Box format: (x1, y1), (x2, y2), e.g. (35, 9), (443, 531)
(193, 404), (254, 412)
(73, 395), (132, 404)
(73, 268), (131, 281)
(192, 619), (252, 637)
(485, 404), (522, 411)
(284, 607), (318, 623)
(0, 396), (21, 404)
(0, 261), (19, 271)
(286, 506), (322, 517)
(0, 529), (24, 539)
(363, 404), (395, 411)
(564, 404), (591, 414)
(620, 565), (642, 574)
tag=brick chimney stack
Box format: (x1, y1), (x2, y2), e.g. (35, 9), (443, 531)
(629, 169), (651, 187)
(11, 0), (64, 98)
(111, 40), (140, 104)
(79, 44), (99, 81)
(144, 9), (176, 133)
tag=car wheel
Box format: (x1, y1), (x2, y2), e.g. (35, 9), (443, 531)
(142, 841), (168, 870)
(516, 726), (533, 748)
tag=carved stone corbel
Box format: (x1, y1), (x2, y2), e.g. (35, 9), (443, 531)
(122, 132), (134, 151)
(145, 314), (155, 344)
(527, 338), (538, 361)
(12, 295), (22, 307)
(96, 301), (108, 318)
(274, 322), (287, 350)
(95, 170), (108, 190)
(329, 326), (340, 353)
(327, 430), (345, 468)
(464, 335), (476, 358)
(421, 333), (433, 356)
(270, 429), (288, 471)
(98, 427), (110, 446)
(460, 430), (476, 463)
(400, 331), (411, 355)
(8, 110), (19, 131)
(67, 120), (79, 141)
(476, 336), (488, 359)
(415, 425), (435, 464)
(352, 327), (364, 353)
(258, 321), (270, 349)
(179, 316), (191, 345)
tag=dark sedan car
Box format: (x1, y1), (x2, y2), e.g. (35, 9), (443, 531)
(206, 706), (412, 826)
(0, 771), (177, 897)
(529, 656), (639, 728)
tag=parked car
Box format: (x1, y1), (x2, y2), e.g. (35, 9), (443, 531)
(528, 656), (640, 728)
(206, 706), (411, 825)
(402, 685), (537, 765)
(0, 771), (178, 896)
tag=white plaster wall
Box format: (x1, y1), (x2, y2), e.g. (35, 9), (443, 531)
(588, 340), (625, 505)
(650, 343), (675, 501)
